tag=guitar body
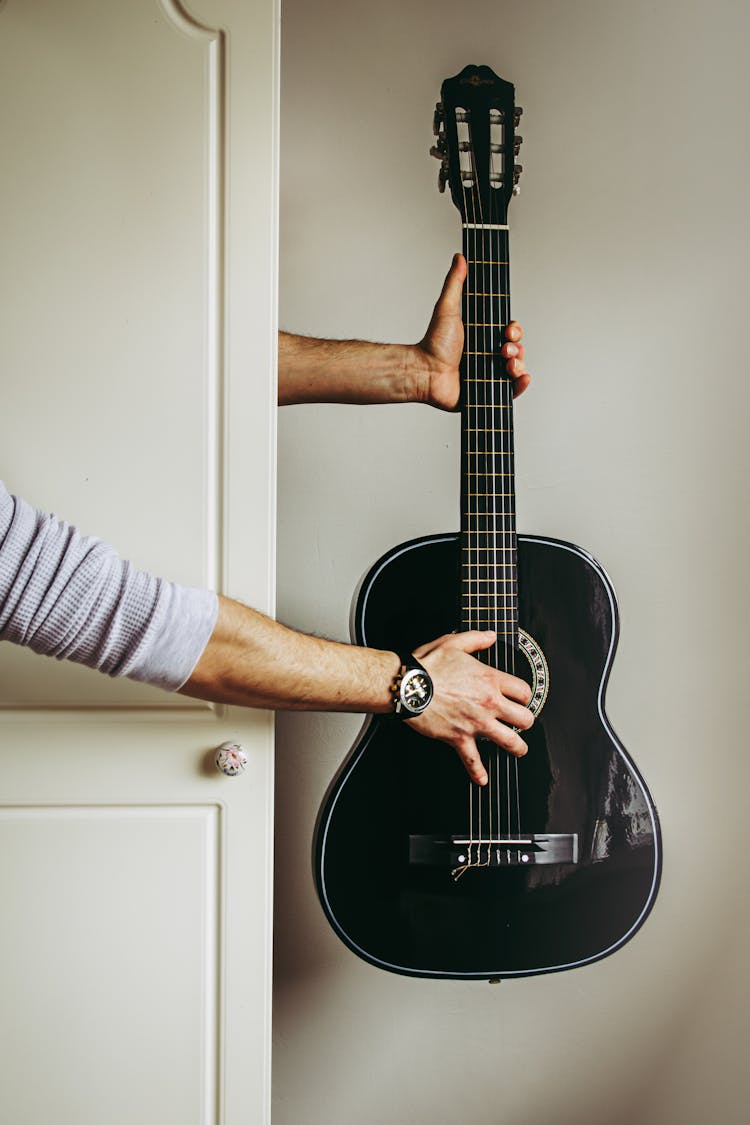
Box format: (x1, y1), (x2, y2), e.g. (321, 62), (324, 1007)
(315, 533), (661, 978)
(315, 66), (661, 977)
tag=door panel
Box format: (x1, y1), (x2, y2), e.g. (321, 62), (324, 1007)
(0, 2), (278, 1121)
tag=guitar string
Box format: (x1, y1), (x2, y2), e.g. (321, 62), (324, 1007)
(485, 165), (509, 854)
(500, 195), (522, 845)
(492, 211), (503, 857)
(474, 135), (505, 865)
(468, 123), (490, 867)
(474, 133), (503, 868)
(499, 184), (521, 846)
(459, 141), (477, 871)
(489, 162), (508, 855)
(491, 114), (520, 851)
(479, 138), (500, 867)
(470, 125), (502, 858)
(470, 169), (488, 867)
(475, 153), (496, 867)
(472, 214), (490, 866)
(488, 109), (520, 848)
(495, 217), (509, 852)
(502, 223), (516, 844)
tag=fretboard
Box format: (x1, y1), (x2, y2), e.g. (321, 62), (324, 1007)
(460, 223), (518, 667)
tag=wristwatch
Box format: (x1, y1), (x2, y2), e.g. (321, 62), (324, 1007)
(391, 652), (434, 718)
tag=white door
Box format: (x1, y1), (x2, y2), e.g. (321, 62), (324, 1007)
(0, 2), (278, 1122)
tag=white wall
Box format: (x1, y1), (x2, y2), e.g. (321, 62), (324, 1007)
(274, 2), (750, 1122)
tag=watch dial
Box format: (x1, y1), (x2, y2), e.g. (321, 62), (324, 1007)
(402, 670), (432, 712)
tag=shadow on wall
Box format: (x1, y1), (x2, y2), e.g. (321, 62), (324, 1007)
(274, 710), (364, 983)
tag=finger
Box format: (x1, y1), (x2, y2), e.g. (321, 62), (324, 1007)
(413, 629), (495, 658)
(512, 372), (531, 398)
(455, 737), (489, 785)
(489, 723), (528, 757)
(498, 673), (532, 704)
(501, 342), (525, 360)
(498, 699), (535, 730)
(505, 321), (523, 342)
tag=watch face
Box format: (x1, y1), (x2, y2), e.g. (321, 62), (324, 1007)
(400, 668), (433, 714)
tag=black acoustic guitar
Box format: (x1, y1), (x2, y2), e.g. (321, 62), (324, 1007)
(315, 65), (661, 979)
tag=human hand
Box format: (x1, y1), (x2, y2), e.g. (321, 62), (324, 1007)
(414, 254), (532, 410)
(407, 630), (534, 785)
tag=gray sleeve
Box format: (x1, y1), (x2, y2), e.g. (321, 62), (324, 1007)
(0, 481), (218, 691)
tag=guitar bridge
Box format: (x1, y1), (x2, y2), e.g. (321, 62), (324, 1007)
(409, 833), (579, 869)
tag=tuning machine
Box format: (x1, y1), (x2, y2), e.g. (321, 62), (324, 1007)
(430, 127), (449, 191)
(433, 101), (444, 136)
(512, 108), (524, 175)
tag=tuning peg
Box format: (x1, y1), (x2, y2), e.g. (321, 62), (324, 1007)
(512, 184), (521, 196)
(514, 164), (523, 177)
(433, 101), (444, 136)
(514, 135), (523, 147)
(430, 143), (446, 160)
(514, 107), (524, 124)
(438, 165), (449, 193)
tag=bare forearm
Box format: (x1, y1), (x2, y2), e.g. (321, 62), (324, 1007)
(278, 331), (432, 406)
(179, 594), (399, 712)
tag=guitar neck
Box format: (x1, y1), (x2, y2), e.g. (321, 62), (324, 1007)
(460, 223), (518, 658)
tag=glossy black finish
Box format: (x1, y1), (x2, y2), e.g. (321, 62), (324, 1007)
(315, 534), (661, 978)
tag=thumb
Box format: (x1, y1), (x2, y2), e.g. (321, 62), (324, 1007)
(435, 253), (467, 313)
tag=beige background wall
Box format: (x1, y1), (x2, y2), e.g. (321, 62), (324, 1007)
(274, 1), (749, 1122)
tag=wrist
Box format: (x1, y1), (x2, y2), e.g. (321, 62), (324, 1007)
(403, 343), (440, 405)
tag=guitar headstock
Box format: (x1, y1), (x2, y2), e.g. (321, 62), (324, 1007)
(431, 65), (522, 224)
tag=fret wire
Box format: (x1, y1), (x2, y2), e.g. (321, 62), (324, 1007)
(462, 596), (518, 601)
(461, 569), (517, 576)
(463, 463), (517, 472)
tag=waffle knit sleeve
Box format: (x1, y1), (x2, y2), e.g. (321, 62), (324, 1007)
(0, 481), (218, 691)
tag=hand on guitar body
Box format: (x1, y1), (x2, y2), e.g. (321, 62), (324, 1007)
(408, 630), (534, 786)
